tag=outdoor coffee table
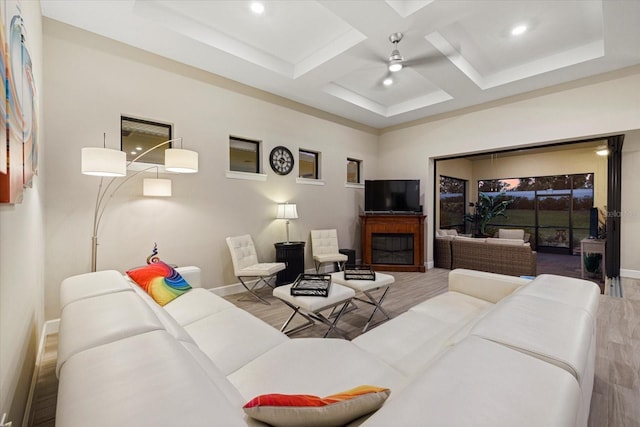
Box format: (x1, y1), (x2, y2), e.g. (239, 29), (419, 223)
(330, 271), (395, 332)
(272, 282), (355, 339)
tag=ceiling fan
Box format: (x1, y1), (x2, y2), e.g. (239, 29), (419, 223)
(387, 32), (405, 72)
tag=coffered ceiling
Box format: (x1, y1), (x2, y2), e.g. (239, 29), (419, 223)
(41, 0), (640, 129)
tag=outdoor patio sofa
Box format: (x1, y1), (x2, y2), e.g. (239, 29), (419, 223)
(436, 235), (537, 276)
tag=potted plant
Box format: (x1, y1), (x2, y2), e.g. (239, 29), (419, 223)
(465, 193), (514, 237)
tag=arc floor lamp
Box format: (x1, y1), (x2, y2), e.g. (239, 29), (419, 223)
(81, 135), (198, 272)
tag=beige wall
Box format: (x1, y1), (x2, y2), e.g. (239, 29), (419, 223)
(379, 68), (640, 274)
(0, 1), (44, 424)
(42, 20), (379, 320)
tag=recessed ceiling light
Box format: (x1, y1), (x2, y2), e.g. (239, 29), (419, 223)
(596, 148), (609, 156)
(511, 25), (527, 36)
(250, 2), (265, 14)
(383, 77), (393, 86)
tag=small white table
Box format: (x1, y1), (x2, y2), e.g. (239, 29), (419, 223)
(273, 283), (355, 339)
(330, 271), (395, 332)
(581, 238), (606, 281)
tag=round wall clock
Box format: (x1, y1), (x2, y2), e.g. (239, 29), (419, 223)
(269, 146), (294, 175)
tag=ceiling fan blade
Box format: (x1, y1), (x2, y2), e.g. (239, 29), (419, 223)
(402, 52), (450, 68)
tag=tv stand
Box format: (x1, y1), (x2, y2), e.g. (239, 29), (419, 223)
(360, 214), (425, 272)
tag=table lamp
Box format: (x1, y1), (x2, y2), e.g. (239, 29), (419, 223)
(276, 203), (298, 244)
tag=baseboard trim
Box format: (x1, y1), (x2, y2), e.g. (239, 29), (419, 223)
(620, 269), (640, 280)
(426, 261), (434, 270)
(23, 319), (60, 427)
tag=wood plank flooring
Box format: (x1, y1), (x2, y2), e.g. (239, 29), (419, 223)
(27, 269), (640, 426)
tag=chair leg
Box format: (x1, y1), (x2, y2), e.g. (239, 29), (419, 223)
(237, 277), (271, 305)
(356, 287), (392, 332)
(278, 300), (316, 336)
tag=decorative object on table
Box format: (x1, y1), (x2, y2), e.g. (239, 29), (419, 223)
(243, 385), (391, 427)
(269, 145), (294, 175)
(276, 202), (298, 244)
(126, 244), (192, 306)
(343, 265), (376, 281)
(290, 274), (332, 297)
(81, 133), (198, 272)
(464, 192), (513, 236)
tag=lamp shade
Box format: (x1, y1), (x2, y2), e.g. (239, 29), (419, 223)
(276, 203), (298, 220)
(143, 178), (172, 197)
(165, 148), (198, 173)
(81, 147), (126, 177)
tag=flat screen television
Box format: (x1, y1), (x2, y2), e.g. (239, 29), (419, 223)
(364, 179), (421, 213)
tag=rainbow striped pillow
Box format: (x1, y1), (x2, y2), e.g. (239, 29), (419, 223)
(126, 261), (192, 306)
(243, 385), (390, 427)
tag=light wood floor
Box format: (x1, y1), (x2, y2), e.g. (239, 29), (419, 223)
(28, 269), (640, 426)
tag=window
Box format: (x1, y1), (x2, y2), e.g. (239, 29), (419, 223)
(121, 116), (172, 165)
(476, 173), (594, 254)
(439, 176), (466, 232)
(229, 136), (260, 173)
(346, 158), (361, 183)
(299, 149), (319, 179)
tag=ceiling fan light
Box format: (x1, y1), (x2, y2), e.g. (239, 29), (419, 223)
(388, 61), (403, 72)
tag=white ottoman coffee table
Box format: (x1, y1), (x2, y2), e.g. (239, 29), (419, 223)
(273, 283), (355, 339)
(330, 271), (395, 332)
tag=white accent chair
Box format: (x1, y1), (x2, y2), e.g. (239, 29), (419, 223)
(311, 229), (348, 272)
(226, 234), (286, 305)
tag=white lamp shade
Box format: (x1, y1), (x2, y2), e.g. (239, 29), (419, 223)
(81, 147), (126, 177)
(276, 203), (298, 220)
(143, 178), (172, 197)
(165, 148), (198, 173)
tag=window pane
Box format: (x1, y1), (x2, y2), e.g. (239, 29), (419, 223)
(299, 150), (318, 179)
(121, 117), (172, 165)
(230, 137), (259, 173)
(347, 158), (360, 183)
(440, 176), (465, 231)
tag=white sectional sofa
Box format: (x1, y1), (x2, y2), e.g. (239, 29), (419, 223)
(55, 267), (600, 426)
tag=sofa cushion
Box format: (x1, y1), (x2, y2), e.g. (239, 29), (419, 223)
(486, 237), (527, 246)
(243, 385), (390, 427)
(57, 291), (164, 377)
(228, 339), (407, 401)
(164, 287), (235, 326)
(498, 228), (525, 239)
(363, 336), (580, 427)
(183, 308), (289, 375)
(127, 261), (192, 306)
(353, 310), (458, 376)
(56, 331), (247, 427)
(515, 274), (600, 319)
(60, 270), (132, 309)
(409, 291), (493, 324)
(448, 268), (530, 303)
(470, 294), (593, 383)
(129, 284), (196, 344)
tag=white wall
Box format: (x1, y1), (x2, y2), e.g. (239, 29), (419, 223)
(0, 1), (43, 424)
(43, 20), (379, 319)
(379, 69), (640, 274)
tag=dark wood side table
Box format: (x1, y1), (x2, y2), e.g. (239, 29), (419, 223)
(274, 241), (305, 286)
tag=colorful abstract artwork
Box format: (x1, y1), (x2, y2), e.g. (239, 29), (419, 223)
(0, 0), (38, 203)
(0, 2), (6, 176)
